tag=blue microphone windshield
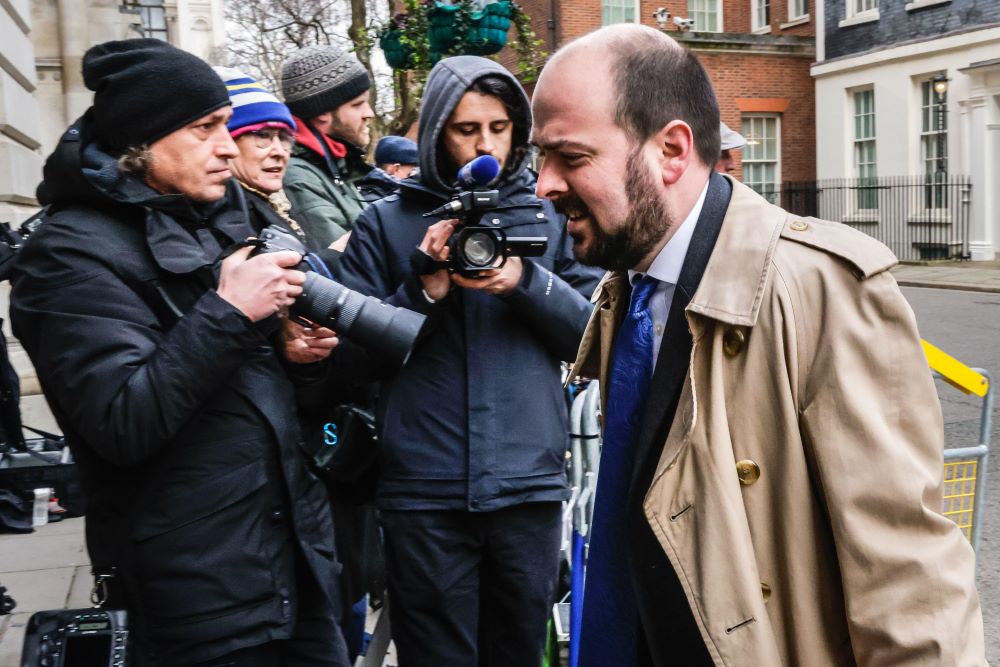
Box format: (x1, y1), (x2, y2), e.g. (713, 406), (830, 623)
(456, 155), (501, 188)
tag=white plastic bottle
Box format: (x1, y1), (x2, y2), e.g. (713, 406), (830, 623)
(32, 488), (50, 527)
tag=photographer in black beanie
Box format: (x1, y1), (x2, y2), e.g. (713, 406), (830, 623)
(11, 39), (350, 666)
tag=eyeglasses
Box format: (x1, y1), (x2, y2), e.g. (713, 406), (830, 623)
(245, 128), (295, 151)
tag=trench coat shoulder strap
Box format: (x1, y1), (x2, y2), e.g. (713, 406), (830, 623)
(778, 215), (898, 280)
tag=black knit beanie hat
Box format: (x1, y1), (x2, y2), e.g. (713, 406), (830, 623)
(281, 44), (372, 120)
(82, 38), (231, 156)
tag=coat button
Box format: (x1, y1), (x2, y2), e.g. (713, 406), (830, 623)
(789, 219), (809, 232)
(736, 459), (760, 486)
(723, 326), (747, 357)
(271, 510), (284, 523)
(761, 582), (772, 603)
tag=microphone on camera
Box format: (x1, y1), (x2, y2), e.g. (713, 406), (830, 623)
(455, 155), (500, 188)
(424, 156), (503, 217)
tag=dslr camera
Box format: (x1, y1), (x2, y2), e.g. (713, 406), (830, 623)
(252, 225), (426, 366)
(21, 608), (129, 667)
(421, 156), (548, 278)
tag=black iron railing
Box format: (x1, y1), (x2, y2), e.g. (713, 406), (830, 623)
(756, 175), (972, 261)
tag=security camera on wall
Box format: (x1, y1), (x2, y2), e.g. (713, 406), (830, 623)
(652, 7), (671, 29)
(673, 16), (696, 30)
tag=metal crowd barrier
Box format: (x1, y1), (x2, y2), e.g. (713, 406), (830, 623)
(938, 368), (993, 554)
(923, 340), (993, 553)
(554, 381), (601, 666)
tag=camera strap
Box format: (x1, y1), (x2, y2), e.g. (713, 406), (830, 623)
(218, 238), (265, 262)
(410, 247), (449, 276)
(220, 178), (270, 261)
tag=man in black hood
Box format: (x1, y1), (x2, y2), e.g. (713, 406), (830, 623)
(336, 56), (603, 665)
(10, 39), (350, 666)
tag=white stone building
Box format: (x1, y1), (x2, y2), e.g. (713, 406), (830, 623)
(812, 0), (1000, 261)
(0, 0), (226, 221)
(32, 0), (227, 160)
(0, 0), (224, 420)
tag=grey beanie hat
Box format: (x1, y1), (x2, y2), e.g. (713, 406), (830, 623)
(281, 44), (372, 120)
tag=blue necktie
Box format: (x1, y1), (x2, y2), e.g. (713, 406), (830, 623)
(580, 275), (659, 666)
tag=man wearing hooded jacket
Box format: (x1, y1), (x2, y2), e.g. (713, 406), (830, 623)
(10, 39), (350, 666)
(335, 56), (602, 665)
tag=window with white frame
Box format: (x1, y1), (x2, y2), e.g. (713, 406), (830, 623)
(853, 89), (877, 209)
(602, 0), (639, 24)
(687, 0), (722, 32)
(752, 0), (771, 30)
(136, 0), (168, 40)
(846, 0), (877, 18)
(920, 78), (948, 208)
(788, 0), (807, 19)
(741, 115), (780, 204)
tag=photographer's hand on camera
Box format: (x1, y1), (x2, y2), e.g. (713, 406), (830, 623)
(417, 218), (455, 301)
(282, 320), (339, 364)
(217, 245), (305, 321)
(451, 256), (524, 295)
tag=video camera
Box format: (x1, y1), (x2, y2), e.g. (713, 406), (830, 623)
(421, 156), (548, 278)
(251, 225), (426, 367)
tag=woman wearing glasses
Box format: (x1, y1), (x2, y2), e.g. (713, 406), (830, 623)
(214, 67), (329, 259)
(215, 68), (339, 365)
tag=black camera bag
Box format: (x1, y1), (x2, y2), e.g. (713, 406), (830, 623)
(304, 403), (379, 505)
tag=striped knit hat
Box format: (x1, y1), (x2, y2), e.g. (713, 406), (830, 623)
(214, 66), (295, 136)
(281, 44), (371, 120)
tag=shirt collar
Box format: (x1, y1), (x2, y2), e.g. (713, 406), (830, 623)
(629, 178), (710, 286)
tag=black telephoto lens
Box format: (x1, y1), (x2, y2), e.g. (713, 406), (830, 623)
(296, 273), (426, 366)
(254, 225), (426, 367)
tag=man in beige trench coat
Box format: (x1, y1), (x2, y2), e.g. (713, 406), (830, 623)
(531, 23), (986, 666)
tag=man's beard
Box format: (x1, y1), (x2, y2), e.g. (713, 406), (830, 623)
(329, 117), (368, 148)
(560, 149), (673, 271)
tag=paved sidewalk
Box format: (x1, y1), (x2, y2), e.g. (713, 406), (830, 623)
(0, 516), (91, 666)
(0, 517), (396, 666)
(892, 259), (1000, 293)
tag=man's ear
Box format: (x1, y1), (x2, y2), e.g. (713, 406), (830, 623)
(309, 112), (334, 135)
(653, 120), (694, 186)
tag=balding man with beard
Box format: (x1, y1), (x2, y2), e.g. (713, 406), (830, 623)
(531, 24), (985, 667)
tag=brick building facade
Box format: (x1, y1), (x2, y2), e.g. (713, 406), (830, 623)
(497, 0), (816, 190)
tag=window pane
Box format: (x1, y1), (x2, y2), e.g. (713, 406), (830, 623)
(741, 115), (780, 204)
(920, 78), (948, 208)
(754, 0), (770, 27)
(852, 90), (876, 208)
(602, 0), (638, 25)
(147, 6), (165, 29)
(688, 0), (721, 31)
(135, 0), (167, 39)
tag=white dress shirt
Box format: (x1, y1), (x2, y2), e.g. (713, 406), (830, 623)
(628, 179), (710, 370)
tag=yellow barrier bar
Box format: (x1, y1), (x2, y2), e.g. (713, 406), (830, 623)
(922, 340), (990, 397)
